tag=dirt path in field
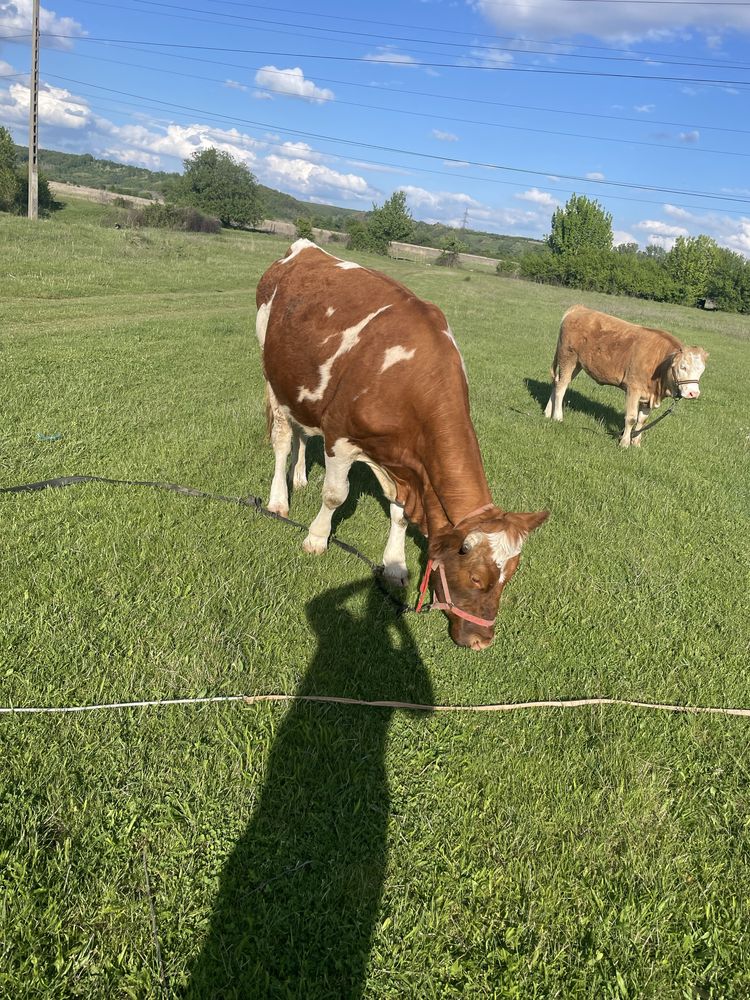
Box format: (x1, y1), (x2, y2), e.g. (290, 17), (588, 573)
(49, 182), (161, 206)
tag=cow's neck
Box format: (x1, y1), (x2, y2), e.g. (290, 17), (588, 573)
(417, 420), (493, 536)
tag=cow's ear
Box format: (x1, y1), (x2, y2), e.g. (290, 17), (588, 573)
(504, 511), (549, 540)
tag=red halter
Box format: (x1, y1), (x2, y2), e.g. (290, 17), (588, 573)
(414, 503), (497, 629)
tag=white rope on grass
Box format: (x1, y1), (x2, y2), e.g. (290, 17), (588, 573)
(2, 694), (750, 717)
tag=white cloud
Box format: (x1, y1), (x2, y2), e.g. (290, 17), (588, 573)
(101, 147), (162, 169)
(432, 129), (458, 142)
(585, 171), (605, 181)
(515, 187), (559, 208)
(98, 121), (264, 170)
(613, 230), (637, 246)
(0, 81), (92, 128)
(224, 79), (248, 92)
(263, 155), (375, 200)
(253, 66), (334, 103)
(470, 0), (750, 43)
(0, 0), (85, 50)
(634, 219), (690, 238)
(648, 235), (679, 251)
(635, 104), (655, 113)
(443, 160), (471, 169)
(679, 130), (700, 143)
(363, 49), (419, 66)
(663, 204), (692, 219)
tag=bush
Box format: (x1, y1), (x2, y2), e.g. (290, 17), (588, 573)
(126, 202), (221, 233)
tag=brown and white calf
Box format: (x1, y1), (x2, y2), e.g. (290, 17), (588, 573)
(544, 305), (708, 447)
(256, 239), (547, 650)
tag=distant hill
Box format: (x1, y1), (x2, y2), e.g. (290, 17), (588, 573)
(15, 144), (544, 260)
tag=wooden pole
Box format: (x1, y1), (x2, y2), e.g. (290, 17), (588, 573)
(28, 0), (40, 220)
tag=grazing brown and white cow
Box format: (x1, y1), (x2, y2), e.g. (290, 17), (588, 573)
(544, 305), (708, 447)
(256, 239), (548, 650)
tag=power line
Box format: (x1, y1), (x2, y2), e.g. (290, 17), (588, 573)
(24, 36), (749, 139)
(17, 47), (749, 159)
(4, 32), (750, 87)
(34, 75), (750, 216)
(39, 72), (750, 207)
(69, 0), (750, 74)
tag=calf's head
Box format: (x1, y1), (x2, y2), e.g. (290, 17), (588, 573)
(671, 348), (708, 399)
(428, 508), (549, 651)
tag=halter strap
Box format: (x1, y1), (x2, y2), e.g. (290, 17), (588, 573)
(453, 502), (494, 529)
(415, 559), (496, 629)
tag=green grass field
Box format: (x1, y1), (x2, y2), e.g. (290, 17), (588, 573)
(1, 199), (750, 999)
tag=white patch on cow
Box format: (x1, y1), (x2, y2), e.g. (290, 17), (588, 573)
(325, 306), (336, 317)
(444, 325), (468, 380)
(380, 345), (416, 373)
(297, 305), (392, 403)
(675, 350), (706, 398)
(336, 260), (361, 270)
(278, 238), (321, 264)
(465, 529), (523, 571)
(255, 287), (276, 347)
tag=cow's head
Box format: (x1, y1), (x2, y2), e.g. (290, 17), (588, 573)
(670, 347), (708, 399)
(428, 508), (549, 650)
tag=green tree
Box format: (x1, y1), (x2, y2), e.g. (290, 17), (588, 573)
(295, 216), (314, 240)
(350, 190), (414, 254)
(437, 234), (467, 267)
(0, 126), (20, 212)
(706, 246), (750, 313)
(548, 194), (613, 257)
(666, 234), (720, 306)
(175, 148), (262, 228)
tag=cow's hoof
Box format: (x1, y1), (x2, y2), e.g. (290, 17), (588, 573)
(293, 471), (308, 490)
(619, 438), (631, 449)
(303, 533), (328, 555)
(268, 502), (289, 518)
(383, 562), (409, 588)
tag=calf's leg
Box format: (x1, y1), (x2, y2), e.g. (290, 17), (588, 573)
(545, 359), (581, 422)
(290, 428), (308, 490)
(620, 388), (641, 448)
(303, 442), (356, 555)
(631, 401), (651, 448)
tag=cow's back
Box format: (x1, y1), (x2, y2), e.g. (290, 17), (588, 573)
(257, 242), (468, 436)
(558, 305), (681, 388)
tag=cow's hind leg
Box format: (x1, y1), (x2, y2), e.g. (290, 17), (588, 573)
(290, 428), (308, 490)
(303, 441), (358, 555)
(266, 385), (293, 517)
(545, 359), (581, 422)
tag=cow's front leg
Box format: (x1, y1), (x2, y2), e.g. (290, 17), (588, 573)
(631, 401), (651, 448)
(620, 389), (640, 448)
(382, 502), (409, 587)
(303, 442), (356, 555)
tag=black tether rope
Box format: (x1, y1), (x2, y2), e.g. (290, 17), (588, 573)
(630, 396), (681, 439)
(0, 474), (412, 614)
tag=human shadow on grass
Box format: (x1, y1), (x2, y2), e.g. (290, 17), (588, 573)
(524, 377), (623, 438)
(185, 577), (434, 999)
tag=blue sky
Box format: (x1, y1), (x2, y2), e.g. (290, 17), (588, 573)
(1, 0), (749, 253)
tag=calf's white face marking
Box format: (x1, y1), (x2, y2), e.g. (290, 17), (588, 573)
(463, 528), (524, 583)
(297, 305), (392, 403)
(380, 345), (416, 373)
(675, 351), (706, 399)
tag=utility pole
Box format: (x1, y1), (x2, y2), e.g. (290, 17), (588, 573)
(27, 0), (40, 220)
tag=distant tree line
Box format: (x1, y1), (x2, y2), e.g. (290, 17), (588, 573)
(518, 194), (750, 313)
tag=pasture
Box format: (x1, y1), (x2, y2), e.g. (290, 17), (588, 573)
(1, 198), (749, 999)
